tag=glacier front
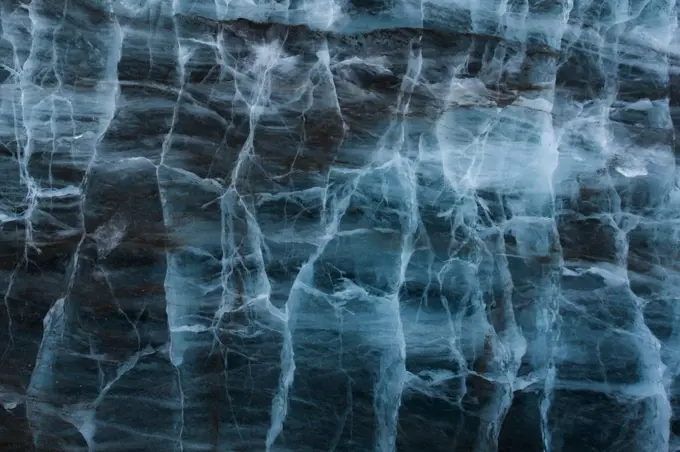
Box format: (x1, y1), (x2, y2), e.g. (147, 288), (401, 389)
(0, 0), (679, 450)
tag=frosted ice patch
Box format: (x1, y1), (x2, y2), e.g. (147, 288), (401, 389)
(562, 268), (580, 277)
(513, 96), (553, 113)
(36, 186), (82, 198)
(444, 78), (494, 107)
(92, 214), (127, 259)
(0, 212), (18, 223)
(0, 387), (23, 411)
(170, 324), (211, 333)
(626, 99), (655, 111)
(417, 369), (458, 384)
(315, 49), (330, 65)
(615, 163), (649, 178)
(585, 265), (629, 286)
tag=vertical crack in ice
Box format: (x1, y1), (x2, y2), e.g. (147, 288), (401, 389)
(159, 10), (186, 369)
(315, 38), (348, 138)
(21, 0), (123, 448)
(372, 158), (416, 452)
(536, 2), (574, 450)
(264, 40), (355, 450)
(0, 4), (31, 361)
(370, 36), (423, 452)
(157, 6), (188, 451)
(266, 165), (364, 449)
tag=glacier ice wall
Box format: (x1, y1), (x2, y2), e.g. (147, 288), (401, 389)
(0, 0), (679, 450)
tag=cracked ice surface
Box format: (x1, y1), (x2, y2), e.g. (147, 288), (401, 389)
(0, 0), (679, 450)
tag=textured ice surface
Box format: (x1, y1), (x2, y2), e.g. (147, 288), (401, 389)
(0, 0), (679, 450)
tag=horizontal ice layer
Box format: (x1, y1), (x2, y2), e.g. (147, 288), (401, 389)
(132, 0), (574, 50)
(0, 0), (678, 450)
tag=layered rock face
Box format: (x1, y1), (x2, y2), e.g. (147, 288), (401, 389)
(0, 0), (679, 450)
